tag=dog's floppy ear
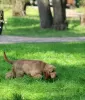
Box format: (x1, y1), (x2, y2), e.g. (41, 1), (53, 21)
(44, 64), (56, 72)
(43, 72), (50, 79)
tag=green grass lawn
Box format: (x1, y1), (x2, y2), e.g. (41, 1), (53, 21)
(2, 7), (85, 37)
(0, 42), (85, 100)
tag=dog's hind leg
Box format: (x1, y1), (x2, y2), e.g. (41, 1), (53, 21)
(15, 70), (24, 78)
(5, 71), (14, 79)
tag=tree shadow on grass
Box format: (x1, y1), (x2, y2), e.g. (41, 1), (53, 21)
(3, 17), (85, 37)
(8, 42), (85, 54)
(52, 63), (85, 84)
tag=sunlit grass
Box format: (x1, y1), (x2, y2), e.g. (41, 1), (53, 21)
(0, 42), (85, 100)
(76, 7), (85, 13)
(26, 6), (39, 17)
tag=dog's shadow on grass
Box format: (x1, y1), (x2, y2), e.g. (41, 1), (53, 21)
(41, 76), (58, 83)
(15, 74), (58, 84)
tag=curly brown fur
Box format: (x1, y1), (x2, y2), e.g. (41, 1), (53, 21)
(4, 52), (57, 79)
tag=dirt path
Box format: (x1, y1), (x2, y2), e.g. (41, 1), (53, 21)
(0, 35), (85, 44)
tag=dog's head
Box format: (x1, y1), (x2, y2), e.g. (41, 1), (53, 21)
(44, 71), (56, 79)
(44, 64), (56, 79)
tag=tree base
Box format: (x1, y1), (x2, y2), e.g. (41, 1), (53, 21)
(53, 21), (68, 30)
(12, 10), (25, 16)
(81, 14), (85, 26)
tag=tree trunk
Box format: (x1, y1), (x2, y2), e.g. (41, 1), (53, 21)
(37, 0), (53, 28)
(52, 0), (68, 30)
(12, 0), (25, 16)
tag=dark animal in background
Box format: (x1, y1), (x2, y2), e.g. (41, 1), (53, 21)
(0, 10), (4, 35)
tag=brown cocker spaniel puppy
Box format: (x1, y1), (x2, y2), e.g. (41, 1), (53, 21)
(4, 52), (56, 79)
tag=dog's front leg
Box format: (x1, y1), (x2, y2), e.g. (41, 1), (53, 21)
(31, 73), (42, 78)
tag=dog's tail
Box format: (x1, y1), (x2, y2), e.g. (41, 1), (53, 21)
(4, 51), (13, 64)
